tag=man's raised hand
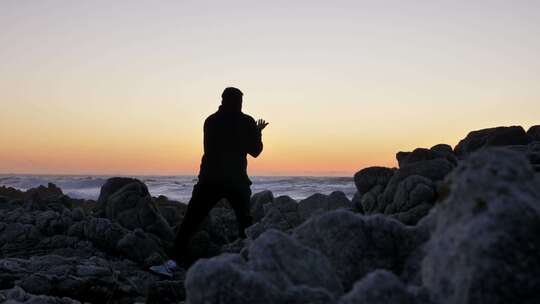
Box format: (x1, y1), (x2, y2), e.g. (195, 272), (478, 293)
(256, 119), (269, 131)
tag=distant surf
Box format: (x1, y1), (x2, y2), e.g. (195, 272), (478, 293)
(0, 175), (356, 202)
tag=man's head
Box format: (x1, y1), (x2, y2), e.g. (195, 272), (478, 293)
(221, 87), (243, 112)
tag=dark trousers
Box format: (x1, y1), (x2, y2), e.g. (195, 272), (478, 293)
(172, 182), (253, 261)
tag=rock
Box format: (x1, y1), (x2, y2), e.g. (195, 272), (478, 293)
(186, 230), (343, 304)
(96, 178), (175, 243)
(298, 191), (351, 221)
(397, 147), (457, 168)
(293, 210), (423, 291)
(0, 186), (24, 200)
(185, 254), (282, 304)
(246, 196), (301, 239)
(117, 228), (166, 264)
(0, 286), (81, 304)
(338, 270), (417, 304)
(422, 148), (540, 304)
(381, 158), (454, 205)
(35, 210), (72, 236)
(454, 126), (532, 157)
(24, 183), (64, 202)
(527, 125), (540, 141)
(0, 255), (161, 303)
(155, 196), (186, 227)
(207, 207), (239, 244)
(79, 217), (128, 253)
(250, 190), (274, 222)
(385, 175), (436, 225)
(96, 177), (149, 211)
(351, 192), (363, 213)
(248, 230), (343, 296)
(430, 143), (453, 155)
(353, 167), (395, 194)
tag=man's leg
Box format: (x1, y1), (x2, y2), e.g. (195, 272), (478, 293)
(171, 183), (221, 261)
(226, 186), (253, 239)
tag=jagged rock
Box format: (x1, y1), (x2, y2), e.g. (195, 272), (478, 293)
(338, 270), (417, 304)
(186, 254), (282, 304)
(250, 190), (274, 222)
(422, 148), (540, 304)
(454, 126), (532, 157)
(246, 196), (301, 239)
(526, 125), (540, 141)
(293, 210), (424, 291)
(353, 167), (395, 194)
(298, 191), (351, 221)
(96, 178), (174, 243)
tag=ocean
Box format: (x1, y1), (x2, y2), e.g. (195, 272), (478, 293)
(0, 175), (357, 203)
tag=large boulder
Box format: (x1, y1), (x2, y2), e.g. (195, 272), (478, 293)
(248, 230), (343, 295)
(185, 230), (343, 304)
(293, 210), (424, 291)
(297, 191), (351, 222)
(96, 178), (174, 242)
(422, 148), (540, 304)
(185, 254), (282, 304)
(357, 158), (453, 225)
(454, 126), (532, 157)
(353, 167), (395, 195)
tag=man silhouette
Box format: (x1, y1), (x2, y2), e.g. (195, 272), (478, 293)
(151, 87), (268, 276)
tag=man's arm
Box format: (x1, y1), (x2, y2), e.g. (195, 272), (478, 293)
(246, 117), (266, 158)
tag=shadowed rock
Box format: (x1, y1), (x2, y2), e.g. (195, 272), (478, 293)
(250, 190), (274, 222)
(353, 167), (395, 195)
(454, 126), (532, 157)
(186, 230), (343, 304)
(422, 148), (540, 304)
(293, 210), (424, 291)
(246, 196), (301, 239)
(526, 125), (540, 141)
(298, 191), (351, 222)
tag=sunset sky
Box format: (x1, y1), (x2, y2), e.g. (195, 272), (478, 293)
(1, 1), (539, 176)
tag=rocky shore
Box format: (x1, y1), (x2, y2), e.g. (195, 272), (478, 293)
(1, 125), (539, 304)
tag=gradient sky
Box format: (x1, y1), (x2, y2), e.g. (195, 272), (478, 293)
(1, 0), (539, 176)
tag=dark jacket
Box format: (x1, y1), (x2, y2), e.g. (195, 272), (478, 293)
(198, 104), (263, 186)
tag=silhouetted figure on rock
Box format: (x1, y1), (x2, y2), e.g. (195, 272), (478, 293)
(151, 87), (268, 277)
